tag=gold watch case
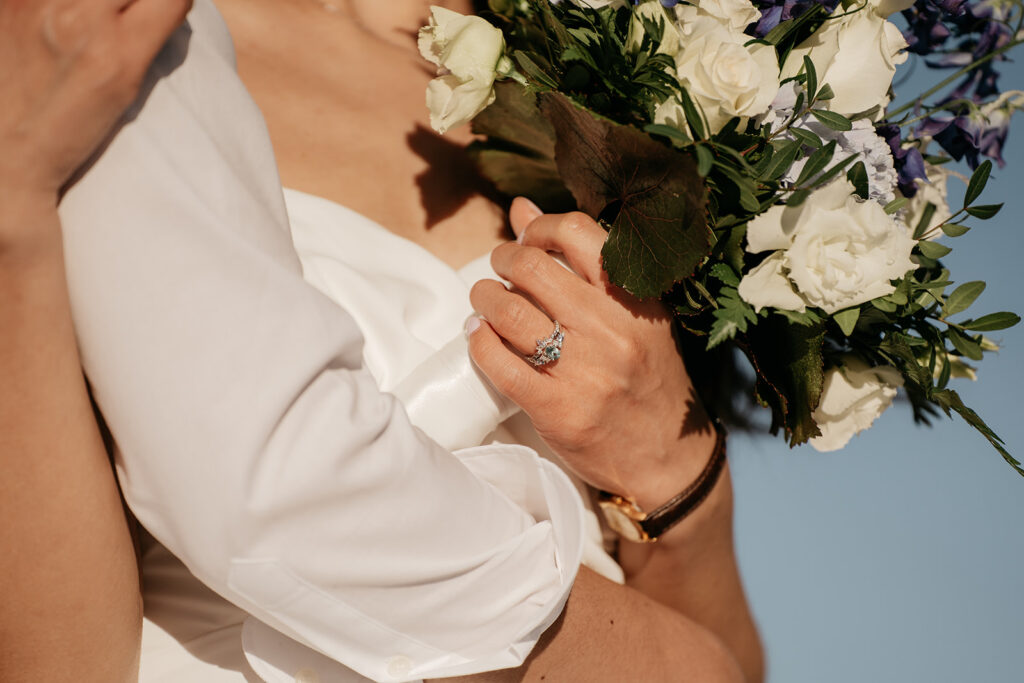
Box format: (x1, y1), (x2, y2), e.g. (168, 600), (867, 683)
(597, 494), (653, 543)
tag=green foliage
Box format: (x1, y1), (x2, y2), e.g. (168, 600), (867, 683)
(455, 0), (1021, 472)
(539, 93), (711, 298)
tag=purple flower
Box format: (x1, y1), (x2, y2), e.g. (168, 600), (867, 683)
(916, 95), (1019, 169)
(878, 124), (928, 196)
(749, 0), (840, 38)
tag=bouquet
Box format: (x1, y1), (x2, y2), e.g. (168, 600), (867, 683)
(418, 0), (1024, 472)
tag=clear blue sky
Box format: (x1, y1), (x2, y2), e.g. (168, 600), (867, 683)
(730, 52), (1024, 682)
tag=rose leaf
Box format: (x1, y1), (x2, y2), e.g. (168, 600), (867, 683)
(539, 92), (711, 298)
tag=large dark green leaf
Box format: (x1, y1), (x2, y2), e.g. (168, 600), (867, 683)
(745, 318), (826, 446)
(539, 92), (711, 298)
(471, 81), (557, 159)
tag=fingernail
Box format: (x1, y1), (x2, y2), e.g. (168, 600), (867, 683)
(464, 315), (482, 337)
(518, 197), (543, 221)
(513, 197), (543, 244)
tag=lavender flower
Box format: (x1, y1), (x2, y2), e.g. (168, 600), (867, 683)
(878, 123), (928, 197)
(749, 0), (841, 37)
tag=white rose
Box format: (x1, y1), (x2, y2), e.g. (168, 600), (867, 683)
(418, 7), (511, 133)
(737, 179), (916, 314)
(674, 0), (761, 35)
(810, 356), (903, 451)
(662, 17), (780, 133)
(782, 6), (908, 116)
(627, 1), (682, 56)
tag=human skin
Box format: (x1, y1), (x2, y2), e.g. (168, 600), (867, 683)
(0, 1), (191, 680)
(213, 0), (764, 679)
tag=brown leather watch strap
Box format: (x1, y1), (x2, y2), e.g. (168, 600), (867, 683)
(639, 420), (727, 539)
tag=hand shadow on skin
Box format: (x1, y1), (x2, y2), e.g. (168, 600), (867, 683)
(408, 124), (504, 230)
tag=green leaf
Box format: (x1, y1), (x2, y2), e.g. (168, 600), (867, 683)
(760, 138), (803, 181)
(943, 281), (986, 317)
(795, 140), (838, 186)
(511, 51), (559, 90)
(809, 109), (853, 131)
(833, 307), (860, 336)
(930, 388), (1022, 476)
(709, 262), (740, 287)
(947, 327), (984, 361)
(786, 189), (811, 207)
(678, 90), (706, 140)
(964, 160), (992, 207)
(803, 56), (817, 102)
(707, 317), (741, 349)
(471, 82), (557, 159)
(884, 197), (909, 214)
(695, 144), (714, 177)
(917, 240), (952, 259)
(815, 83), (835, 101)
(810, 152), (859, 187)
(912, 201), (937, 240)
(941, 223), (970, 237)
(965, 203), (1003, 219)
(643, 123), (691, 146)
(960, 312), (1021, 332)
(745, 319), (827, 446)
(790, 127), (823, 149)
(538, 92), (710, 298)
(847, 161), (869, 200)
(872, 297), (898, 313)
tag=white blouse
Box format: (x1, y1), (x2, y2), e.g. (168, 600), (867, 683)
(56, 2), (617, 681)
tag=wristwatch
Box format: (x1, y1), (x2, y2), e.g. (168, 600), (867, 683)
(597, 421), (727, 543)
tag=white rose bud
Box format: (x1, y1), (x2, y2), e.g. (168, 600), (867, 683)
(627, 1), (682, 56)
(674, 0), (762, 35)
(660, 17), (780, 133)
(810, 356), (903, 451)
(419, 7), (511, 133)
(738, 179), (916, 314)
(782, 6), (908, 116)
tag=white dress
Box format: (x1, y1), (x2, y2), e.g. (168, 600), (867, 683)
(136, 189), (624, 683)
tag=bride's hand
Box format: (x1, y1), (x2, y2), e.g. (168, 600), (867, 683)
(0, 0), (191, 242)
(468, 199), (718, 511)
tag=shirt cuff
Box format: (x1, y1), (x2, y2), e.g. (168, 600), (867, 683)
(237, 444), (585, 683)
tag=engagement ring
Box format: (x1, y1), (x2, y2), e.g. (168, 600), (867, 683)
(528, 320), (564, 367)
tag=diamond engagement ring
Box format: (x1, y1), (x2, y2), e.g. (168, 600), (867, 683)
(528, 321), (564, 367)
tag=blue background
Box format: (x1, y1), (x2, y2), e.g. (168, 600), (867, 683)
(731, 53), (1024, 682)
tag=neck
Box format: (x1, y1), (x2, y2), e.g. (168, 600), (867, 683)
(341, 0), (475, 51)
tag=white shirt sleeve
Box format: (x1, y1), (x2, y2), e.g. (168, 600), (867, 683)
(57, 3), (584, 681)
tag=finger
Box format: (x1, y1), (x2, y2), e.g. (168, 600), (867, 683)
(467, 318), (551, 406)
(489, 242), (592, 324)
(117, 0), (191, 72)
(518, 211), (608, 285)
(509, 196), (543, 242)
(470, 279), (563, 357)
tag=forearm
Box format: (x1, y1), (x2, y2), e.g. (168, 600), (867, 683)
(619, 461), (764, 683)
(434, 567), (745, 683)
(0, 202), (141, 682)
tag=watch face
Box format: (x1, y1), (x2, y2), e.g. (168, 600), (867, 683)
(598, 500), (647, 543)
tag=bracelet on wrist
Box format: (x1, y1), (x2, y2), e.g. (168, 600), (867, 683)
(597, 420), (727, 543)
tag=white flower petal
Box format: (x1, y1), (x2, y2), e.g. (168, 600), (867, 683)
(737, 251), (807, 313)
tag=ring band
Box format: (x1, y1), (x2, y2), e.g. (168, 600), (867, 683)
(528, 320), (564, 367)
